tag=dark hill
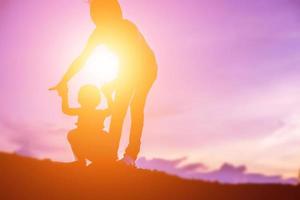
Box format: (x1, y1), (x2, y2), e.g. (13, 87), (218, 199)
(0, 152), (299, 200)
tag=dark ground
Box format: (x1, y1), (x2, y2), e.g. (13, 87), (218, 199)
(0, 152), (299, 200)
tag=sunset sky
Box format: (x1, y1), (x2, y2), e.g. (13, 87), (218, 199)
(1, 0), (300, 180)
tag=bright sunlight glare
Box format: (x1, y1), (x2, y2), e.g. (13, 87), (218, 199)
(82, 45), (119, 85)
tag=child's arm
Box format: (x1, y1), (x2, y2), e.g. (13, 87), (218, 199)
(58, 86), (79, 116)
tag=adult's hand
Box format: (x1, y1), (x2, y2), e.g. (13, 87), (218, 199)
(49, 82), (67, 92)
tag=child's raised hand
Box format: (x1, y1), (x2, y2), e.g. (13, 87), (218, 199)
(101, 81), (115, 97)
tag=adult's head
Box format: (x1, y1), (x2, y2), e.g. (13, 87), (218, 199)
(90, 0), (123, 26)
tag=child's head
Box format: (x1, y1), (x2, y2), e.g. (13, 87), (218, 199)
(78, 85), (101, 108)
(89, 0), (123, 26)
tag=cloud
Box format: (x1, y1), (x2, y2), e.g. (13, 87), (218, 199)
(137, 157), (298, 185)
(180, 162), (207, 172)
(146, 103), (186, 119)
(261, 114), (300, 148)
(193, 163), (297, 185)
(136, 157), (207, 177)
(0, 117), (69, 159)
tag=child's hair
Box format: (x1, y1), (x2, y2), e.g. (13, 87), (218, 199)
(78, 85), (101, 108)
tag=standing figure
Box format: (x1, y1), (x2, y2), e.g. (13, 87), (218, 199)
(50, 0), (157, 165)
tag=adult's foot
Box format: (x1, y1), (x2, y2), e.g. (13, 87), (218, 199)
(120, 155), (136, 167)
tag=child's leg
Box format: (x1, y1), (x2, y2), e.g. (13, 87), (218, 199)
(67, 129), (86, 165)
(87, 132), (115, 164)
(125, 76), (156, 160)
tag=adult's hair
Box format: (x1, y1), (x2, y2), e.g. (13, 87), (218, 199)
(90, 0), (123, 25)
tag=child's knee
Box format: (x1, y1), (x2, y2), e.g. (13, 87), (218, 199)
(67, 130), (78, 143)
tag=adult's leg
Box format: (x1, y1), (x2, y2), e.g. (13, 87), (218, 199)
(109, 82), (134, 160)
(125, 76), (156, 160)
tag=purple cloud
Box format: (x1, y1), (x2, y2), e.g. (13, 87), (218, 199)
(0, 117), (68, 158)
(180, 163), (208, 172)
(137, 157), (298, 185)
(137, 157), (188, 174)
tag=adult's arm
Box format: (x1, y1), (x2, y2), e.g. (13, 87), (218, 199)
(50, 30), (99, 90)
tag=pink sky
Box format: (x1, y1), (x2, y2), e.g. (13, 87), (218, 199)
(1, 0), (300, 181)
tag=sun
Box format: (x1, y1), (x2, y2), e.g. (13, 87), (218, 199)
(82, 45), (119, 85)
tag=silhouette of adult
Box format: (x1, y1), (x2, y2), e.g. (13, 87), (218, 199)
(50, 0), (157, 164)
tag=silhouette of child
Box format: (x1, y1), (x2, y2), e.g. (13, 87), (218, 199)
(58, 84), (114, 166)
